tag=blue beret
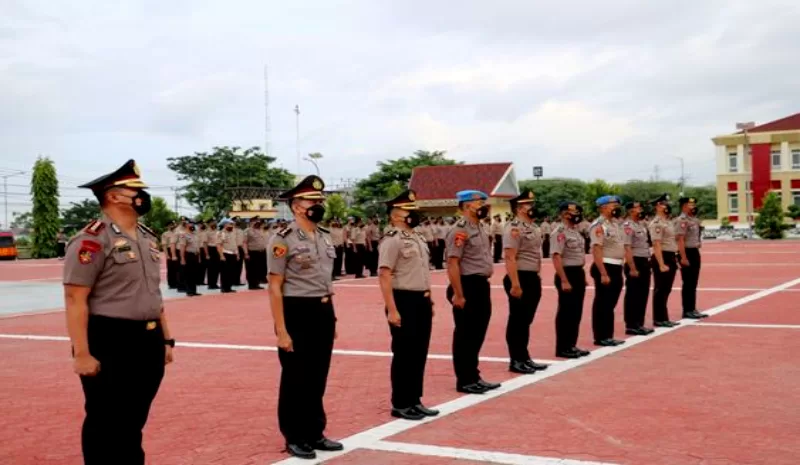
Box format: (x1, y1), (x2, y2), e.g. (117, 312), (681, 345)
(596, 195), (621, 206)
(219, 218), (232, 226)
(456, 190), (488, 202)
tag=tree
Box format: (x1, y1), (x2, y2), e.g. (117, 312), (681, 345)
(754, 192), (789, 239)
(518, 178), (587, 219)
(785, 204), (800, 221)
(617, 181), (681, 206)
(167, 146), (294, 218)
(61, 199), (100, 233)
(583, 180), (621, 215)
(141, 196), (177, 237)
(324, 194), (348, 221)
(354, 150), (458, 206)
(720, 216), (733, 230)
(10, 211), (32, 230)
(30, 157), (60, 258)
(683, 185), (717, 220)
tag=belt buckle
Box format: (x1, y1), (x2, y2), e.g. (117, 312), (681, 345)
(146, 321), (157, 330)
(423, 291), (431, 298)
(321, 296), (330, 303)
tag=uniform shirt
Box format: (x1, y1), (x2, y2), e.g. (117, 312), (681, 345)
(63, 217), (162, 320)
(649, 216), (677, 252)
(352, 226), (367, 245)
(675, 214), (702, 249)
(366, 223), (380, 243)
(178, 231), (200, 254)
(234, 228), (244, 247)
(503, 219), (542, 272)
(435, 224), (447, 240)
(588, 217), (626, 261)
(219, 229), (238, 254)
(550, 223), (586, 267)
(245, 227), (267, 251)
(540, 221), (552, 235)
(378, 229), (431, 291)
(206, 228), (220, 247)
(418, 224), (435, 242)
(329, 227), (344, 247)
(490, 221), (503, 236)
(445, 218), (493, 276)
(623, 219), (650, 258)
(161, 230), (172, 250)
(267, 222), (335, 297)
(343, 225), (354, 245)
(169, 226), (185, 247)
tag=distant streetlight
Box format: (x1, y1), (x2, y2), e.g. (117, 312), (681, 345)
(736, 121), (756, 228)
(2, 169), (26, 229)
(304, 152), (322, 176)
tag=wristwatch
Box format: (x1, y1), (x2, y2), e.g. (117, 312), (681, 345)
(164, 339), (176, 348)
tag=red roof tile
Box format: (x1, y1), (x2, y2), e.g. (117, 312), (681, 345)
(739, 112), (800, 133)
(409, 163), (513, 200)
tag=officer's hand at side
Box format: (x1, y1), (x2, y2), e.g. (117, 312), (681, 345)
(660, 264), (669, 273)
(453, 295), (466, 309)
(277, 331), (293, 352)
(165, 346), (174, 365)
(510, 285), (523, 298)
(601, 274), (611, 285)
(387, 309), (401, 327)
(74, 354), (101, 376)
(680, 258), (690, 267)
(562, 281), (573, 293)
(630, 269), (639, 278)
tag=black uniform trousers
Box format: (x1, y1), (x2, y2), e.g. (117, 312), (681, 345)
(555, 266), (586, 352)
(182, 252), (198, 295)
(206, 248), (221, 289)
(57, 242), (66, 258)
(680, 248), (701, 313)
(79, 315), (165, 465)
(220, 252), (238, 292)
(245, 250), (266, 289)
(446, 275), (491, 387)
(435, 239), (445, 269)
(624, 256), (651, 329)
(166, 251), (178, 289)
(278, 296), (336, 445)
(175, 257), (186, 292)
(353, 244), (366, 278)
(388, 290), (433, 409)
(236, 246), (245, 285)
(591, 263), (624, 341)
(333, 246), (344, 277)
(369, 240), (379, 275)
(542, 236), (550, 258)
(493, 235), (503, 262)
(651, 251), (678, 322)
(503, 271), (542, 362)
(196, 252), (207, 285)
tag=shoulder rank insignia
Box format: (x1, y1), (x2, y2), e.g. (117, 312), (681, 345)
(83, 220), (106, 236)
(277, 227), (292, 237)
(137, 222), (156, 237)
(317, 225), (330, 234)
(456, 219), (467, 227)
(385, 229), (398, 237)
(510, 220), (520, 226)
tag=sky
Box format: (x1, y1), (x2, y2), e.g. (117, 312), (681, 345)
(2, 0), (799, 222)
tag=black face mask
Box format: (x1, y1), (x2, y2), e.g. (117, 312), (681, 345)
(662, 205), (671, 215)
(405, 211), (421, 228)
(305, 204), (325, 223)
(127, 190), (151, 216)
(690, 206), (699, 216)
(476, 205), (490, 220)
(189, 226), (196, 232)
(569, 214), (583, 224)
(611, 207), (622, 218)
(200, 225), (206, 230)
(225, 226), (233, 231)
(525, 206), (536, 219)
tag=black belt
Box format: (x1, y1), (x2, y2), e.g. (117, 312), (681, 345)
(284, 295), (333, 303)
(89, 314), (160, 331)
(393, 289), (431, 298)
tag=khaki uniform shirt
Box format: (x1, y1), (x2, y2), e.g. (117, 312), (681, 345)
(352, 226), (367, 245)
(245, 227), (267, 251)
(490, 221), (503, 236)
(234, 228), (244, 247)
(161, 231), (172, 251)
(446, 219), (493, 276)
(344, 225), (354, 245)
(169, 226), (185, 247)
(550, 223), (586, 267)
(589, 217), (626, 261)
(366, 224), (380, 243)
(435, 224), (447, 240)
(63, 217), (162, 320)
(503, 219), (542, 272)
(330, 227), (344, 246)
(219, 229), (239, 255)
(378, 229), (431, 291)
(649, 216), (677, 252)
(267, 222), (335, 297)
(178, 231), (200, 254)
(675, 214), (702, 249)
(206, 229), (220, 247)
(623, 219), (650, 258)
(418, 224), (435, 242)
(540, 221), (552, 235)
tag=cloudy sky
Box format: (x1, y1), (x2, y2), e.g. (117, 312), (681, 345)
(2, 0), (799, 218)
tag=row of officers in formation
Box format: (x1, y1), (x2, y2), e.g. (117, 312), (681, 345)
(61, 160), (706, 463)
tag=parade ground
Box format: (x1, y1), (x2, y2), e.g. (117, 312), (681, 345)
(1, 241), (799, 465)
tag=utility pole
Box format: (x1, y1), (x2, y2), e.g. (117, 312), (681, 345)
(294, 105), (300, 175)
(672, 156), (685, 195)
(1, 170), (26, 229)
(736, 121), (756, 229)
(264, 65), (271, 157)
(171, 187), (180, 214)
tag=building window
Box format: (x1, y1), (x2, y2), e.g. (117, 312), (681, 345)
(793, 150), (800, 169)
(772, 150), (781, 169)
(793, 192), (800, 206)
(728, 153), (738, 173)
(728, 194), (739, 213)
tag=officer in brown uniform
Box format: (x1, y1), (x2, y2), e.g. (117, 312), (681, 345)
(550, 201), (590, 359)
(329, 220), (345, 279)
(244, 216), (267, 290)
(540, 218), (552, 258)
(502, 190), (549, 374)
(588, 195), (626, 347)
(649, 194), (680, 327)
(162, 222), (178, 289)
(445, 190), (500, 394)
(217, 219), (239, 293)
(63, 160), (174, 465)
(267, 175), (342, 460)
(178, 221), (202, 296)
(676, 197), (707, 319)
(378, 190), (439, 421)
(622, 201), (655, 336)
(196, 222), (209, 285)
(205, 219), (221, 289)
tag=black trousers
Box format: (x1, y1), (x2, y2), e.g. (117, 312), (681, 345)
(446, 275), (491, 386)
(79, 315), (165, 465)
(555, 266), (586, 352)
(246, 250), (266, 289)
(182, 252), (198, 295)
(369, 240), (379, 275)
(166, 253), (178, 289)
(624, 256), (651, 329)
(206, 248), (220, 289)
(542, 236), (550, 258)
(333, 246), (344, 277)
(388, 290), (433, 409)
(353, 244), (366, 278)
(503, 271), (542, 362)
(196, 252), (207, 285)
(57, 242), (66, 258)
(493, 235), (503, 262)
(435, 239), (445, 269)
(651, 251), (678, 323)
(221, 253), (238, 292)
(175, 257), (186, 292)
(236, 247), (245, 285)
(591, 263), (624, 341)
(680, 248), (701, 313)
(278, 296), (336, 444)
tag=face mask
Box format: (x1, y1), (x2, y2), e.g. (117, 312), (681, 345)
(662, 205), (671, 215)
(525, 206), (536, 219)
(611, 207), (622, 218)
(405, 211), (421, 228)
(569, 214), (583, 224)
(475, 205), (490, 220)
(225, 226), (233, 231)
(189, 226), (196, 232)
(305, 204), (325, 223)
(124, 190), (151, 216)
(690, 206), (698, 215)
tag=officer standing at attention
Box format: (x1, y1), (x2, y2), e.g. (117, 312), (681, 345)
(649, 194), (680, 327)
(540, 217), (552, 258)
(217, 219), (239, 294)
(162, 222), (177, 289)
(502, 190), (549, 374)
(445, 190), (501, 395)
(63, 160), (174, 465)
(243, 216), (267, 290)
(178, 221), (202, 296)
(205, 219), (221, 290)
(588, 196), (626, 347)
(550, 202), (590, 359)
(267, 175), (342, 460)
(378, 190), (439, 421)
(621, 201), (655, 336)
(675, 197), (708, 320)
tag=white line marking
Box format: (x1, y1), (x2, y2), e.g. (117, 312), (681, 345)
(272, 275), (800, 465)
(697, 322), (800, 329)
(333, 283), (800, 293)
(365, 440), (617, 465)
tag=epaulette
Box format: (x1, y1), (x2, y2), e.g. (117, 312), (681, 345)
(137, 222), (156, 237)
(552, 224), (565, 232)
(317, 225), (330, 234)
(456, 219), (467, 227)
(277, 227), (292, 237)
(510, 220), (520, 226)
(82, 219), (106, 236)
(385, 229), (398, 237)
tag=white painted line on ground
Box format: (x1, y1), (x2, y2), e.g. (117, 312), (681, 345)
(365, 440), (617, 465)
(697, 322), (800, 329)
(273, 275), (800, 465)
(333, 283), (800, 293)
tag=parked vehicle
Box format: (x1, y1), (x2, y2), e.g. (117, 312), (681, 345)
(0, 231), (18, 260)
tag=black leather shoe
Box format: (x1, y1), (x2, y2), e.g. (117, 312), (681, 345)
(457, 383), (488, 394)
(610, 339), (625, 346)
(478, 379), (501, 390)
(391, 407), (425, 420)
(625, 328), (642, 335)
(640, 326), (655, 334)
(573, 347), (590, 357)
(683, 312), (703, 319)
(509, 360), (537, 374)
(414, 404), (440, 416)
(556, 349), (581, 358)
(594, 339), (617, 347)
(654, 320), (679, 327)
(286, 443), (316, 459)
(310, 437), (343, 451)
(525, 360), (549, 371)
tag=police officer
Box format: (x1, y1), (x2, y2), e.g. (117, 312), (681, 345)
(676, 197), (707, 319)
(205, 219), (221, 289)
(589, 195), (626, 347)
(217, 219), (239, 293)
(540, 218), (552, 258)
(649, 194), (680, 327)
(622, 201), (655, 336)
(244, 216), (267, 290)
(267, 175), (342, 460)
(502, 190), (549, 374)
(378, 190), (439, 421)
(162, 221), (178, 289)
(445, 190), (500, 394)
(63, 159), (174, 465)
(178, 221), (202, 296)
(550, 202), (590, 359)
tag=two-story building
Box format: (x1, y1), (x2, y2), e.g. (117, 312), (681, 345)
(713, 112), (800, 225)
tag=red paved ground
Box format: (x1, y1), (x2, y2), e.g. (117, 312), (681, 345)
(706, 292), (800, 325)
(326, 450), (492, 464)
